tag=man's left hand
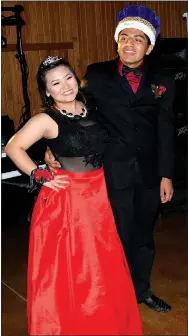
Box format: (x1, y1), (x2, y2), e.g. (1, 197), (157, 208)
(160, 177), (174, 203)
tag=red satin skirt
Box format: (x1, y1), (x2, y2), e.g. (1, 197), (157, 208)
(27, 168), (142, 335)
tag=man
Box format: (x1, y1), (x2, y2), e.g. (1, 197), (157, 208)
(46, 5), (175, 312)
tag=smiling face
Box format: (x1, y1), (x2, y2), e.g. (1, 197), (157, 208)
(117, 28), (153, 68)
(45, 65), (78, 106)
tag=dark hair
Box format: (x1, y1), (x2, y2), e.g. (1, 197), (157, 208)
(36, 57), (85, 108)
(144, 33), (151, 46)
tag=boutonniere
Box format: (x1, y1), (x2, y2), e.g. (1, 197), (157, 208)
(151, 84), (166, 98)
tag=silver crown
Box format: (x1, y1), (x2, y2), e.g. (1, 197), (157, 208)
(43, 56), (62, 66)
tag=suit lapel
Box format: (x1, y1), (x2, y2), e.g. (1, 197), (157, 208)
(118, 74), (135, 98)
(106, 58), (135, 102)
(135, 63), (148, 99)
(105, 58), (155, 103)
(135, 62), (155, 100)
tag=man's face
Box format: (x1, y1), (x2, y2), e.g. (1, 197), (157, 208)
(117, 28), (153, 67)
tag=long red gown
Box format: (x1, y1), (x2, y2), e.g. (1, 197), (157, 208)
(27, 168), (143, 335)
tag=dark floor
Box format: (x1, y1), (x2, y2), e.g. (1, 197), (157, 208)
(1, 186), (188, 335)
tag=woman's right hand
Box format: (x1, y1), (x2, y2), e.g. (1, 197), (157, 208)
(43, 174), (70, 191)
(45, 147), (61, 171)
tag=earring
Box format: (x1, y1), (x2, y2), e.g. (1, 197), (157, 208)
(46, 92), (50, 97)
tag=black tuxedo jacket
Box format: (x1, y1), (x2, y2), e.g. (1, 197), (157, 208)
(81, 58), (175, 189)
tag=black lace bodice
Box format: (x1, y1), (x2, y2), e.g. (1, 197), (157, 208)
(44, 107), (108, 172)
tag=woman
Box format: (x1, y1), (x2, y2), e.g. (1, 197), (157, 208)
(5, 56), (142, 335)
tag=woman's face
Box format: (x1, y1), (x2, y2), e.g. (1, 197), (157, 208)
(45, 65), (78, 105)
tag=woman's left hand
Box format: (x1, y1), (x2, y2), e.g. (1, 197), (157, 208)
(43, 174), (70, 191)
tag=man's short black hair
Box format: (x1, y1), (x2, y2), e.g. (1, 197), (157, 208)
(144, 34), (151, 46)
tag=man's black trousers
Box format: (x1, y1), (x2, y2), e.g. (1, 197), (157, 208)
(105, 176), (160, 301)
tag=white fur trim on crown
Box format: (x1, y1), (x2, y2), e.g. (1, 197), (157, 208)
(114, 20), (156, 46)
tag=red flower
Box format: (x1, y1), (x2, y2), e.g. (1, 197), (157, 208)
(157, 86), (166, 95)
(34, 169), (54, 182)
(151, 84), (166, 98)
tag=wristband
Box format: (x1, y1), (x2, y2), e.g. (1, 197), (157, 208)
(29, 167), (54, 192)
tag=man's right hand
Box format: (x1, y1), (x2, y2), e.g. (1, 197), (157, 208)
(45, 147), (61, 171)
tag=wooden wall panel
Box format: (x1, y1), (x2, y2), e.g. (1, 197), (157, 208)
(2, 1), (187, 129)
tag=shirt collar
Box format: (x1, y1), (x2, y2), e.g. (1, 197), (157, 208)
(118, 60), (144, 76)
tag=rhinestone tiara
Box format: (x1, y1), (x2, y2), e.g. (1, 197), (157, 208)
(43, 56), (62, 66)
